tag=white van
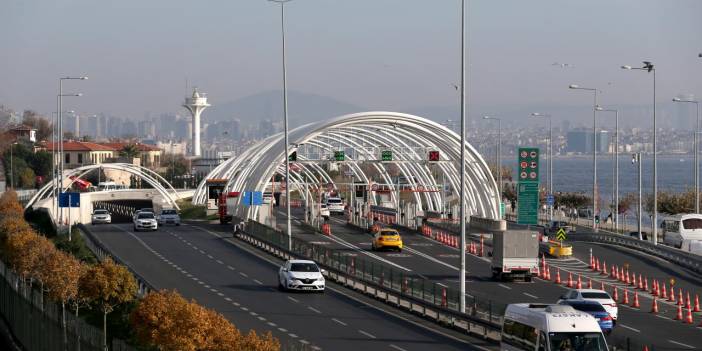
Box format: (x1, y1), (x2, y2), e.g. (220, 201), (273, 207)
(502, 304), (608, 351)
(660, 214), (702, 249)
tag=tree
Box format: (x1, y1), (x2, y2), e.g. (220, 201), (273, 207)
(81, 258), (138, 351)
(29, 151), (53, 179)
(40, 250), (82, 348)
(644, 190), (696, 216)
(0, 190), (24, 219)
(119, 144), (140, 158)
(239, 330), (280, 351)
(22, 110), (52, 142)
(19, 167), (36, 188)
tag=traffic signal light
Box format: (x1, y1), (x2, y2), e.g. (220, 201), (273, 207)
(428, 150), (440, 161)
(288, 151), (297, 161)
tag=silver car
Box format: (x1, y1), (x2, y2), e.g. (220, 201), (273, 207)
(278, 259), (325, 292)
(91, 209), (112, 224)
(133, 212), (158, 232)
(158, 209), (181, 226)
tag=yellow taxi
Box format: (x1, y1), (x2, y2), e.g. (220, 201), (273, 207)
(371, 228), (403, 252)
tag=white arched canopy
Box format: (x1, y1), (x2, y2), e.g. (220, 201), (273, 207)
(26, 163), (181, 210)
(194, 111), (500, 222)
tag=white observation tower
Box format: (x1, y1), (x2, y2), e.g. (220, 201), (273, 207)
(182, 87), (211, 157)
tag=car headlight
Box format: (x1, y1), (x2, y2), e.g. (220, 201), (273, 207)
(317, 277), (325, 282)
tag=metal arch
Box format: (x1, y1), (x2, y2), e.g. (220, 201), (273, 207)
(26, 163), (181, 210)
(194, 111), (500, 221)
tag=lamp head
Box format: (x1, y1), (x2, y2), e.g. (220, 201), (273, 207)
(531, 112), (540, 116)
(595, 106), (604, 111)
(569, 84), (579, 89)
(482, 116), (490, 120)
(621, 65), (632, 70)
(80, 76), (88, 80)
(673, 98), (682, 102)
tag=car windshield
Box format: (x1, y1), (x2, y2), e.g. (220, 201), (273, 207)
(141, 209), (153, 213)
(138, 213), (155, 219)
(381, 231), (398, 236)
(321, 205), (327, 208)
(581, 292), (611, 299)
(290, 263), (319, 272)
(161, 210), (177, 215)
(549, 332), (607, 351)
(94, 210), (108, 215)
(327, 199), (341, 204)
(568, 302), (606, 312)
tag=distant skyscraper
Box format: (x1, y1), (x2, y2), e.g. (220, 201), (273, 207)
(567, 129), (608, 153)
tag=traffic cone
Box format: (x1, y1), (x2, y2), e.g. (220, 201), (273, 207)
(677, 289), (683, 306)
(661, 283), (668, 299)
(613, 287), (619, 302)
(611, 265), (617, 279)
(651, 297), (659, 314)
(626, 271), (631, 285)
(555, 269), (562, 284)
(632, 292), (641, 308)
(577, 275), (582, 289)
(643, 346), (649, 351)
(669, 285), (676, 303)
(623, 289), (630, 305)
(638, 274), (644, 290)
(674, 304), (683, 321)
(643, 277), (649, 292)
(567, 272), (573, 287)
(652, 280), (659, 296)
(602, 261), (608, 275)
(588, 278), (593, 289)
(589, 255), (594, 269)
(600, 281), (605, 291)
(546, 265), (552, 280)
(621, 267), (626, 283)
(694, 294), (701, 312)
(685, 307), (694, 324)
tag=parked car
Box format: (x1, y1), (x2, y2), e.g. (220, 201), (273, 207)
(91, 209), (112, 224)
(278, 259), (325, 292)
(558, 300), (614, 334)
(371, 228), (403, 252)
(158, 208), (181, 226)
(557, 289), (618, 323)
(133, 212), (158, 232)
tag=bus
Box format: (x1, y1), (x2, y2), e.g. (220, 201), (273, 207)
(502, 303), (608, 351)
(97, 181), (126, 191)
(660, 214), (702, 249)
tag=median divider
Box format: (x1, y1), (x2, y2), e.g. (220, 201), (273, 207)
(239, 220), (503, 343)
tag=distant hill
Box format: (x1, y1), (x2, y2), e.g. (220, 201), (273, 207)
(207, 90), (365, 127)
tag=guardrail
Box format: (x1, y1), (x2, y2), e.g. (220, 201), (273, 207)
(241, 220), (503, 343)
(77, 224), (156, 296)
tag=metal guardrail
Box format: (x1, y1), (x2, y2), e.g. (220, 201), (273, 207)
(77, 224), (155, 297)
(241, 220), (503, 343)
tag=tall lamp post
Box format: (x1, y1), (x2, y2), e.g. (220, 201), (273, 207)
(622, 62), (657, 244)
(672, 97), (699, 213)
(269, 0), (293, 250)
(569, 84), (598, 230)
(595, 106), (619, 230)
(458, 0), (467, 314)
(632, 153), (643, 240)
(57, 81), (85, 231)
(530, 113), (553, 222)
(482, 116), (502, 202)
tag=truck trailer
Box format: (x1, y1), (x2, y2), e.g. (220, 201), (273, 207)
(491, 230), (539, 281)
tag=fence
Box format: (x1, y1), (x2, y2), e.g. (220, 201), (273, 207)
(0, 259), (136, 351)
(243, 220), (503, 342)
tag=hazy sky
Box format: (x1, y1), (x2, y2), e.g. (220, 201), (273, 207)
(2, 0), (702, 121)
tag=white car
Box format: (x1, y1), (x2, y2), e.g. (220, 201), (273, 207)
(158, 209), (181, 226)
(325, 197), (344, 214)
(320, 204), (330, 220)
(278, 259), (325, 292)
(557, 289), (618, 322)
(133, 212), (158, 232)
(91, 209), (112, 224)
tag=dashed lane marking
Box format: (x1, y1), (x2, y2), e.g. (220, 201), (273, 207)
(239, 272), (248, 278)
(358, 330), (376, 339)
(390, 345), (408, 351)
(668, 340), (695, 349)
(332, 318), (347, 326)
(619, 324), (640, 333)
(523, 292), (538, 299)
(498, 284), (512, 290)
(308, 306), (322, 314)
(287, 296), (299, 303)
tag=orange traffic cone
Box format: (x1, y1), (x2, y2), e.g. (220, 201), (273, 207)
(686, 292), (692, 310)
(638, 274), (644, 290)
(545, 265), (551, 281)
(632, 292), (641, 308)
(685, 307), (694, 324)
(644, 278), (649, 293)
(694, 294), (701, 313)
(651, 297), (659, 314)
(643, 346), (649, 351)
(677, 289), (683, 306)
(612, 265), (617, 279)
(588, 278), (593, 289)
(623, 290), (630, 305)
(653, 280), (659, 296)
(577, 275), (582, 289)
(661, 283), (668, 299)
(626, 271), (631, 285)
(613, 287), (619, 302)
(602, 261), (608, 275)
(631, 272), (636, 287)
(567, 272), (573, 287)
(555, 269), (562, 284)
(669, 285), (676, 303)
(600, 281), (605, 291)
(674, 304), (683, 321)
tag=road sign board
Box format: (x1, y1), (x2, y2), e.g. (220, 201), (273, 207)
(242, 191), (263, 206)
(334, 151), (345, 161)
(500, 202), (505, 218)
(556, 228), (567, 241)
(428, 150), (440, 161)
(381, 150), (392, 161)
(546, 194), (554, 206)
(517, 147), (539, 182)
(58, 192), (80, 208)
(517, 182), (539, 225)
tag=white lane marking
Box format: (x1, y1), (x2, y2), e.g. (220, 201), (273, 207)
(324, 234), (412, 272)
(278, 328), (288, 332)
(332, 318), (347, 326)
(267, 322), (277, 327)
(254, 279), (263, 285)
(216, 260), (224, 264)
(239, 272), (248, 278)
(227, 265), (236, 270)
(224, 297), (232, 302)
(288, 333), (298, 338)
(207, 254), (214, 259)
(358, 330), (377, 339)
(240, 307), (249, 311)
(204, 285), (211, 289)
(250, 312), (258, 316)
(308, 306), (322, 314)
(287, 296), (299, 303)
(217, 292), (224, 297)
(668, 340), (695, 349)
(232, 302), (240, 307)
(300, 340), (310, 345)
(619, 324), (640, 333)
(498, 283), (512, 290)
(523, 292), (538, 299)
(437, 283), (449, 288)
(390, 345), (408, 351)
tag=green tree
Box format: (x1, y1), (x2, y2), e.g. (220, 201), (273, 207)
(22, 110), (52, 141)
(555, 192), (591, 210)
(29, 151), (53, 179)
(119, 144), (140, 158)
(19, 168), (36, 188)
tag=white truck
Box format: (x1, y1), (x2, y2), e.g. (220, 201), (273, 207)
(491, 230), (539, 282)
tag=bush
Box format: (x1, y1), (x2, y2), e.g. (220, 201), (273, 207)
(52, 228), (98, 264)
(177, 200), (206, 220)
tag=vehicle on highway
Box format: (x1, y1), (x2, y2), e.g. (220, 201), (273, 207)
(491, 230), (539, 281)
(371, 228), (403, 252)
(91, 209), (112, 224)
(319, 204), (330, 220)
(558, 300), (613, 335)
(502, 304), (608, 351)
(133, 207), (154, 220)
(133, 212), (158, 232)
(557, 289), (618, 322)
(660, 214), (702, 249)
(545, 221), (576, 236)
(278, 259), (325, 292)
(324, 197), (345, 214)
(158, 208), (180, 226)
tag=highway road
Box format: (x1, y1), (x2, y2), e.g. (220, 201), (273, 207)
(275, 208), (702, 351)
(87, 222), (495, 351)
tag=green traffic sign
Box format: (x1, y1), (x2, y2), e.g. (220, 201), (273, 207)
(517, 182), (539, 225)
(334, 151), (345, 161)
(288, 151), (297, 161)
(517, 147), (539, 182)
(556, 228), (567, 241)
(381, 150), (392, 161)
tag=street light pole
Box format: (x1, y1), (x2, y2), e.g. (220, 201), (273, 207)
(596, 106), (619, 231)
(622, 62), (657, 244)
(530, 113), (553, 222)
(632, 153), (643, 239)
(458, 0), (467, 314)
(673, 97), (699, 213)
(569, 85), (598, 230)
(269, 0), (293, 250)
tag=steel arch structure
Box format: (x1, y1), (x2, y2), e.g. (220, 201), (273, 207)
(26, 163), (181, 210)
(194, 111), (499, 222)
